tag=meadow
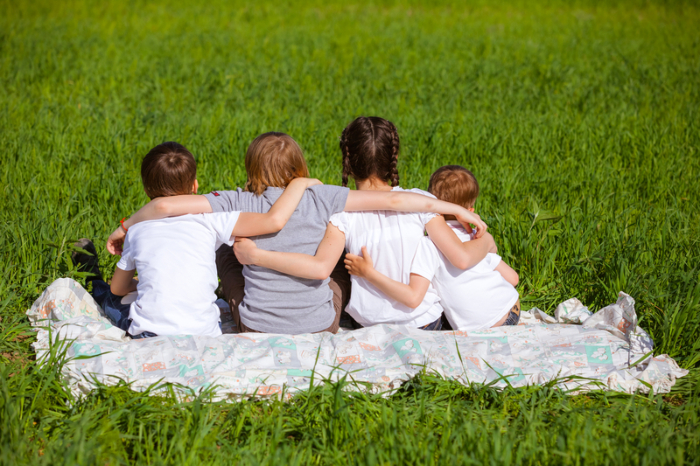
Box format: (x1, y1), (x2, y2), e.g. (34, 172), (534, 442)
(1, 0), (699, 463)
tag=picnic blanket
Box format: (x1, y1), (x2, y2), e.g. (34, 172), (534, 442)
(27, 278), (687, 400)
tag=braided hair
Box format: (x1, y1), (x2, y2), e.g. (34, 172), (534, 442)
(388, 120), (400, 187)
(340, 126), (352, 187)
(339, 116), (400, 188)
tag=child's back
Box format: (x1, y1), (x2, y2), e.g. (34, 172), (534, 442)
(119, 213), (239, 337)
(206, 184), (348, 334)
(411, 221), (518, 330)
(330, 187), (443, 327)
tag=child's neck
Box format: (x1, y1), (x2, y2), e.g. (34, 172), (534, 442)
(355, 177), (393, 192)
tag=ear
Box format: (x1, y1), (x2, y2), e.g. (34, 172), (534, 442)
(469, 207), (475, 212)
(192, 179), (199, 194)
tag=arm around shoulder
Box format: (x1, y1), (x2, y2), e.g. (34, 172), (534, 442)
(426, 217), (493, 270)
(343, 190), (488, 235)
(344, 246), (431, 309)
(125, 195), (213, 229)
(234, 222), (345, 280)
(107, 195), (214, 255)
(232, 178), (322, 237)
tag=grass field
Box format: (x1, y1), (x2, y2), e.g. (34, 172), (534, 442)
(1, 0), (699, 463)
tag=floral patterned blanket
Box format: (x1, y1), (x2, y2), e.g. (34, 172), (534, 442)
(27, 278), (687, 400)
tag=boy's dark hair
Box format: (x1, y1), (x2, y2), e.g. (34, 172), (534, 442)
(340, 116), (400, 187)
(141, 142), (197, 199)
(428, 165), (479, 220)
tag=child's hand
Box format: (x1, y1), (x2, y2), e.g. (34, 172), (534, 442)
(344, 246), (375, 278)
(289, 177), (323, 189)
(455, 208), (488, 238)
(233, 238), (260, 265)
(106, 226), (127, 255)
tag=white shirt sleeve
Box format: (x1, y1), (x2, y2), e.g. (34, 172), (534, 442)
(329, 211), (350, 234)
(116, 235), (136, 271)
(420, 211), (439, 226)
(484, 253), (502, 270)
(410, 237), (441, 281)
(204, 211), (241, 248)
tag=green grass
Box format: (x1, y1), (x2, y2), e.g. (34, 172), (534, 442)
(1, 0), (699, 463)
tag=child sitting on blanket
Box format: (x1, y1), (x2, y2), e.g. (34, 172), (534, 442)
(344, 165), (521, 330)
(232, 119), (494, 332)
(72, 141), (318, 338)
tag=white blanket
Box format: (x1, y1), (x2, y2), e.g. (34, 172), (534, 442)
(27, 278), (687, 400)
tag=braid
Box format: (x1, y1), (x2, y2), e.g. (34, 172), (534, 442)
(340, 127), (351, 187)
(388, 122), (400, 187)
(340, 116), (400, 188)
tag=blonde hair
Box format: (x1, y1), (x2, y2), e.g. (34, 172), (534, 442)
(244, 132), (309, 195)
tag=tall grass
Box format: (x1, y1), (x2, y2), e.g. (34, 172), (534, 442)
(1, 0), (699, 463)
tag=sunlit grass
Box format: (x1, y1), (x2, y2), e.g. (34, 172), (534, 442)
(1, 0), (699, 463)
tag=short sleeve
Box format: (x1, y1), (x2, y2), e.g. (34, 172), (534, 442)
(410, 237), (441, 281)
(329, 211), (351, 235)
(116, 235), (136, 271)
(204, 211), (241, 247)
(485, 253), (502, 270)
(407, 188), (439, 226)
(204, 189), (246, 213)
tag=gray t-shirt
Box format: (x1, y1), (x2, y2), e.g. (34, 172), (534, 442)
(205, 185), (349, 333)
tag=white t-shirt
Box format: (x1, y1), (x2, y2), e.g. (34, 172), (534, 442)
(329, 187), (443, 327)
(410, 221), (519, 331)
(117, 212), (240, 337)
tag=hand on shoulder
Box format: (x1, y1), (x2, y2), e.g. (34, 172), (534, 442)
(290, 177), (323, 189)
(106, 225), (127, 255)
(454, 209), (487, 238)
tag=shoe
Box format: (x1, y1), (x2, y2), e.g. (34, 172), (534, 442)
(71, 238), (103, 282)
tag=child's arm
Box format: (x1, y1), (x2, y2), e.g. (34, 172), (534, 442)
(344, 190), (487, 237)
(106, 195), (212, 255)
(233, 223), (346, 280)
(106, 178), (321, 254)
(495, 260), (519, 287)
(110, 268), (138, 296)
(344, 247), (430, 309)
(425, 217), (495, 270)
(230, 177), (321, 237)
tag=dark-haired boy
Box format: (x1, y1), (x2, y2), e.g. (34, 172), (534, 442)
(73, 142), (318, 338)
(344, 165), (521, 331)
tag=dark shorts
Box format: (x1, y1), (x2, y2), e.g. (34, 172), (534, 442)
(90, 280), (158, 339)
(347, 313), (443, 331)
(502, 301), (521, 326)
(418, 315), (443, 331)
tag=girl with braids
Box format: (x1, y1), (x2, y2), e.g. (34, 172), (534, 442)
(108, 131), (487, 335)
(234, 117), (496, 330)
